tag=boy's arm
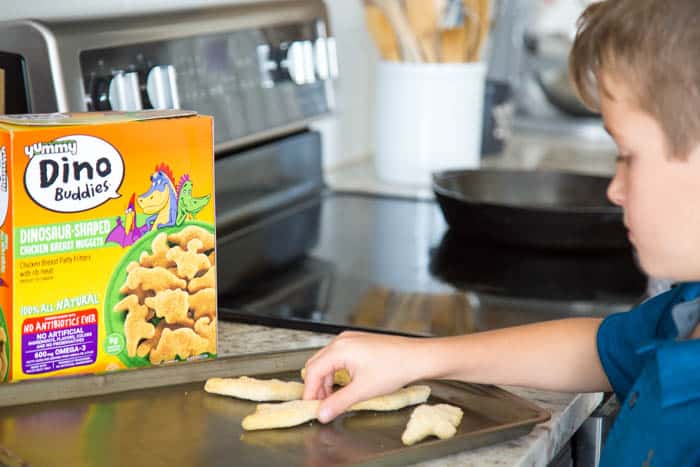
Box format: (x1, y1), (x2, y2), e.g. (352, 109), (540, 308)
(420, 317), (611, 392)
(303, 317), (611, 423)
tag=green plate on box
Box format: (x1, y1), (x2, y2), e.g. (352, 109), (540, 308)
(103, 221), (215, 367)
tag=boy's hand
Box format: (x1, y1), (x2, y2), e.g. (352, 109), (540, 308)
(302, 331), (426, 423)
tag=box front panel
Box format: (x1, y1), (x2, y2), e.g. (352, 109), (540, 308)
(9, 115), (216, 381)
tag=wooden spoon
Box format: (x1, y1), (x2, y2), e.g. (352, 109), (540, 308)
(364, 3), (402, 61)
(466, 0), (491, 61)
(372, 0), (424, 62)
(404, 0), (440, 63)
(440, 26), (468, 62)
(462, 0), (481, 62)
(438, 0), (468, 62)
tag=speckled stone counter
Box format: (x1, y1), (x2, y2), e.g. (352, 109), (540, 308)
(218, 321), (603, 467)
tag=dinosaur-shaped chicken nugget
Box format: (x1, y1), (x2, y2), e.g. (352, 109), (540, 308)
(188, 266), (217, 293)
(205, 375), (303, 402)
(401, 404), (463, 445)
(194, 316), (217, 354)
(145, 289), (193, 326)
(123, 266), (186, 292)
(113, 294), (144, 314)
(242, 400), (321, 431)
(149, 327), (210, 364)
(114, 295), (156, 358)
(190, 288), (216, 320)
(139, 232), (176, 269)
(167, 225), (215, 252)
(350, 385), (431, 412)
(136, 320), (178, 358)
(166, 238), (210, 280)
(119, 264), (155, 304)
(300, 367), (352, 387)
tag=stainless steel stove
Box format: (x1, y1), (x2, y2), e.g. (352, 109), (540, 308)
(217, 191), (647, 336)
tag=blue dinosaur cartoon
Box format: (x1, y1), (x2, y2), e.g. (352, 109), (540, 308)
(137, 163), (178, 230)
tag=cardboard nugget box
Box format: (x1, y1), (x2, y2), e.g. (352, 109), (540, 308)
(0, 110), (217, 383)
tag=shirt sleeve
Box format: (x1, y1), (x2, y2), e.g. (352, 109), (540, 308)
(596, 288), (678, 401)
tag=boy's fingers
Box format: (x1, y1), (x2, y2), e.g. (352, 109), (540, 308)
(303, 347), (325, 372)
(303, 371), (321, 400)
(314, 374), (333, 400)
(302, 347), (329, 380)
(323, 373), (334, 397)
(317, 385), (363, 424)
(303, 331), (365, 400)
(301, 359), (324, 399)
(302, 356), (339, 400)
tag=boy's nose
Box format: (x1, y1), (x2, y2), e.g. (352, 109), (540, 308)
(606, 172), (625, 207)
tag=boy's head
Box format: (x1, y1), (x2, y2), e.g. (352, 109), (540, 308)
(569, 0), (700, 281)
(570, 0), (700, 159)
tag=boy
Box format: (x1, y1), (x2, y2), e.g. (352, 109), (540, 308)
(302, 1), (700, 465)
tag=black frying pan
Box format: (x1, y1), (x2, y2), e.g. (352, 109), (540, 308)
(432, 169), (628, 250)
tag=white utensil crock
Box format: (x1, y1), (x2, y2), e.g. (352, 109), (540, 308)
(374, 61), (487, 186)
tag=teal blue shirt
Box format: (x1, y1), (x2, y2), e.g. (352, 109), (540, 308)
(598, 282), (700, 467)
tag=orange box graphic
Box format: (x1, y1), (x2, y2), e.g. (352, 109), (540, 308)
(0, 110), (216, 383)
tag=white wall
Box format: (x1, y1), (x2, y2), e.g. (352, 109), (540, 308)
(313, 0), (376, 170)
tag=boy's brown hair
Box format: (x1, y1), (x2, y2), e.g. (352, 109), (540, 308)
(569, 0), (700, 158)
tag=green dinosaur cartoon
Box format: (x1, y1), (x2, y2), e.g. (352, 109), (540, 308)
(176, 175), (211, 226)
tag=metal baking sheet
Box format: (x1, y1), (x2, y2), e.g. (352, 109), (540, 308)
(0, 349), (549, 466)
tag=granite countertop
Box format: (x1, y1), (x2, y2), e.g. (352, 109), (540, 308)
(218, 321), (602, 467)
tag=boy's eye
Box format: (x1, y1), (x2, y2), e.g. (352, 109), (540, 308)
(616, 154), (631, 164)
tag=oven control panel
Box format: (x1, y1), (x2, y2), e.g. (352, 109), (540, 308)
(79, 20), (336, 147)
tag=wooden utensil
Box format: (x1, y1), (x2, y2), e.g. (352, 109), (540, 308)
(404, 0), (440, 63)
(437, 0), (471, 63)
(364, 3), (402, 61)
(440, 26), (468, 62)
(465, 0), (491, 61)
(461, 0), (481, 62)
(474, 0), (492, 61)
(372, 0), (423, 62)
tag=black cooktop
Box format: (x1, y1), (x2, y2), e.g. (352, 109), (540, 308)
(217, 192), (646, 336)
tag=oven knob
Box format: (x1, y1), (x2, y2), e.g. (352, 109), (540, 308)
(314, 38), (329, 80)
(313, 36), (339, 81)
(327, 37), (339, 79)
(108, 71), (143, 111)
(301, 40), (316, 84)
(313, 18), (338, 81)
(281, 41), (315, 85)
(256, 44), (278, 88)
(91, 77), (111, 111)
(146, 65), (180, 109)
